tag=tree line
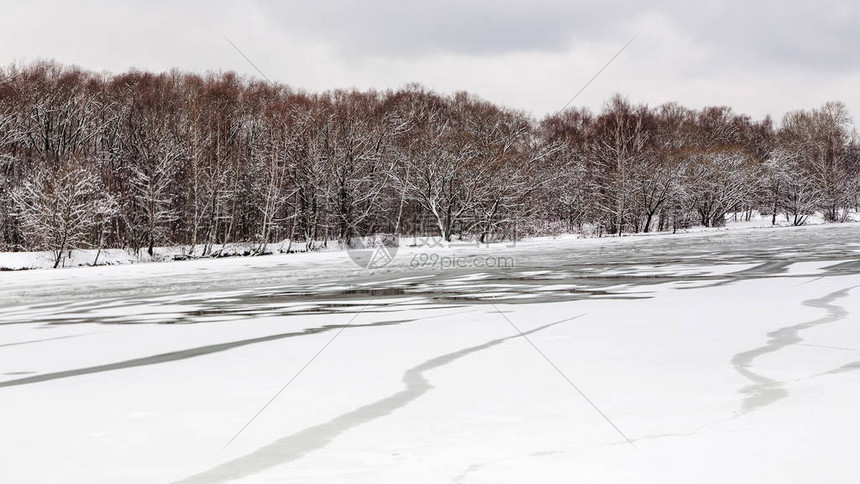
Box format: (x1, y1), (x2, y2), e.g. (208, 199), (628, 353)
(1, 61), (858, 265)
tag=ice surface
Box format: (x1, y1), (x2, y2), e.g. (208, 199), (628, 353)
(1, 223), (860, 483)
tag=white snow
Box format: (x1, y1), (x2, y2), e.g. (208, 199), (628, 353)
(3, 211), (857, 272)
(1, 223), (860, 483)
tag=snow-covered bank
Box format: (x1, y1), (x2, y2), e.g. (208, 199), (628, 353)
(0, 240), (316, 271)
(2, 210), (858, 271)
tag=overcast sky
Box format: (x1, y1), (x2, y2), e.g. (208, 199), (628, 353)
(2, 0), (858, 122)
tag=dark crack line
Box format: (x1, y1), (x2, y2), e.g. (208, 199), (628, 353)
(174, 316), (578, 484)
(0, 318), (412, 389)
(0, 331), (105, 349)
(731, 285), (857, 413)
(0, 307), (480, 390)
(220, 292), (382, 450)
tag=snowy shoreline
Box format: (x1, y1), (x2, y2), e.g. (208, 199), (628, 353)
(2, 211), (858, 272)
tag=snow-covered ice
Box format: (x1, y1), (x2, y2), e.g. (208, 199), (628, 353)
(2, 224), (860, 483)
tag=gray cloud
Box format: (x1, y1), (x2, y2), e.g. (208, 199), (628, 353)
(252, 0), (860, 72)
(671, 1), (860, 72)
(0, 0), (858, 119)
(254, 0), (640, 56)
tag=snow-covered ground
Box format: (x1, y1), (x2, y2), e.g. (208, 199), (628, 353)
(0, 240), (308, 271)
(3, 210), (857, 272)
(2, 223), (860, 483)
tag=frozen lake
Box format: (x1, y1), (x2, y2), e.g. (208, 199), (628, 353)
(2, 224), (860, 483)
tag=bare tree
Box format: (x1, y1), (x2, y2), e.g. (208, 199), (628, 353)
(685, 149), (761, 227)
(588, 96), (652, 235)
(13, 163), (116, 267)
(781, 102), (855, 221)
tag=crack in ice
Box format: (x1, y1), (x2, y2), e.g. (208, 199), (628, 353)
(731, 285), (856, 413)
(173, 316), (581, 484)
